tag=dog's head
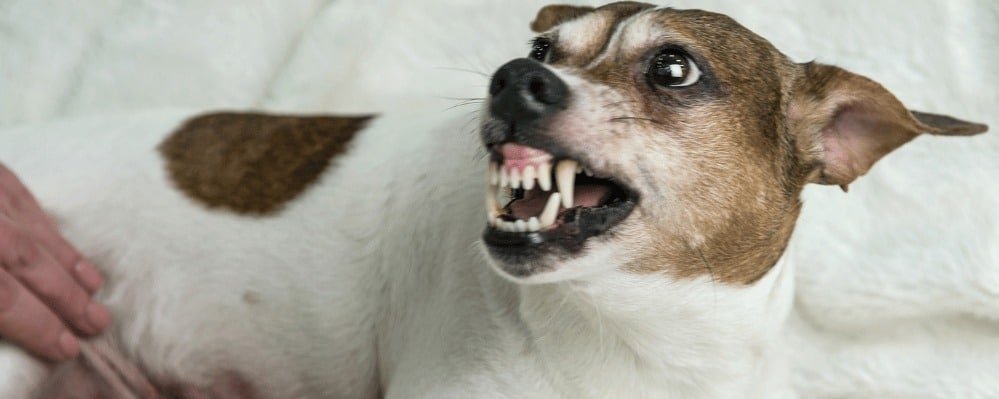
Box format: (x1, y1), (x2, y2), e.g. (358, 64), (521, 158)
(480, 2), (987, 284)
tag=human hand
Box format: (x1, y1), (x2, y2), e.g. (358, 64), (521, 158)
(0, 163), (111, 362)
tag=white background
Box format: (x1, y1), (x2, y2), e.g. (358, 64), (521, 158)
(1, 1), (997, 397)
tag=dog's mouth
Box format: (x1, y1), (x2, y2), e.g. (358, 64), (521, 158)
(482, 143), (638, 266)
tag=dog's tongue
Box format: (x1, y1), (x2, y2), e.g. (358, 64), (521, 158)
(509, 184), (611, 220)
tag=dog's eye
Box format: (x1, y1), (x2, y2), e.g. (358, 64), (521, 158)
(529, 37), (552, 62)
(648, 49), (701, 87)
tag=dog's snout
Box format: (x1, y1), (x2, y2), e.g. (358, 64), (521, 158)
(489, 58), (568, 124)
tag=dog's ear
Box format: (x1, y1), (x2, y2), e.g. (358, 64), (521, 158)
(531, 4), (595, 32)
(790, 62), (988, 187)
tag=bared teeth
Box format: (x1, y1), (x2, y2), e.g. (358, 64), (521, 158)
(486, 189), (500, 221)
(539, 192), (561, 228)
(487, 154), (591, 232)
(489, 162), (499, 185)
(527, 217), (541, 232)
(499, 167), (509, 188)
(503, 221), (516, 232)
(537, 162), (552, 191)
(555, 160), (577, 209)
(522, 165), (536, 190)
(510, 167), (522, 189)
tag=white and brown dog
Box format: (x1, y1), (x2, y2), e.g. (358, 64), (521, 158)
(0, 2), (988, 398)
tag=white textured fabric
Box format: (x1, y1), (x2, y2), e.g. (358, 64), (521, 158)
(1, 1), (996, 397)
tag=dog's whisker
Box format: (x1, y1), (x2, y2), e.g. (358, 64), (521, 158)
(461, 114), (483, 134)
(436, 95), (487, 101)
(434, 66), (491, 78)
(442, 100), (484, 112)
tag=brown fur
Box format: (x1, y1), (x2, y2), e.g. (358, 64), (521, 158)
(531, 5), (595, 33)
(524, 4), (987, 284)
(159, 112), (373, 215)
(537, 3), (654, 66)
(790, 62), (988, 186)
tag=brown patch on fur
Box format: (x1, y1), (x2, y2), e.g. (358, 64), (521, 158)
(910, 111), (988, 135)
(541, 2), (655, 67)
(594, 9), (803, 284)
(531, 4), (595, 33)
(617, 10), (982, 284)
(493, 5), (986, 285)
(790, 63), (989, 185)
(160, 112), (373, 215)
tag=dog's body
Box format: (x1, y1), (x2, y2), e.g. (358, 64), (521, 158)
(0, 3), (988, 399)
(1, 109), (793, 398)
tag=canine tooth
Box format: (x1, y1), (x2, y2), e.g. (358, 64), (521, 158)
(555, 160), (577, 208)
(489, 162), (499, 185)
(584, 167), (593, 177)
(527, 217), (540, 232)
(515, 219), (527, 232)
(499, 167), (509, 188)
(486, 189), (500, 213)
(522, 166), (536, 190)
(510, 168), (522, 189)
(576, 164), (583, 174)
(539, 192), (561, 227)
(537, 162), (552, 191)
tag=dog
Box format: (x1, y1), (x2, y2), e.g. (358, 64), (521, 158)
(0, 2), (988, 398)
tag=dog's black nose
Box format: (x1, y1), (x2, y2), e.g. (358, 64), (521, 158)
(489, 58), (568, 124)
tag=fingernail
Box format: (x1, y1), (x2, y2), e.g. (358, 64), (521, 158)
(74, 261), (104, 293)
(86, 302), (112, 332)
(58, 332), (80, 359)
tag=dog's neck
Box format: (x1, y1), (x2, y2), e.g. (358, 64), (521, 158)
(500, 251), (795, 398)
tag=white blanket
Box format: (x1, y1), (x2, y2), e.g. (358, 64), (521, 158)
(1, 1), (997, 397)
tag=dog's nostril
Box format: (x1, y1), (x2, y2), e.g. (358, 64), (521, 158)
(490, 76), (507, 96)
(527, 76), (546, 100)
(488, 58), (569, 122)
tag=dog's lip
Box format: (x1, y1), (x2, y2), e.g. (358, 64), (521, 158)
(482, 139), (639, 265)
(482, 195), (639, 270)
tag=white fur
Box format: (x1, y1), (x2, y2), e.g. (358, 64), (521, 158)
(0, 107), (787, 398)
(0, 1), (996, 398)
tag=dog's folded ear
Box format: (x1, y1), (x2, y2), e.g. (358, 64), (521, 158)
(790, 62), (988, 187)
(531, 4), (595, 32)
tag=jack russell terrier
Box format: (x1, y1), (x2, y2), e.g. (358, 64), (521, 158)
(0, 2), (988, 398)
